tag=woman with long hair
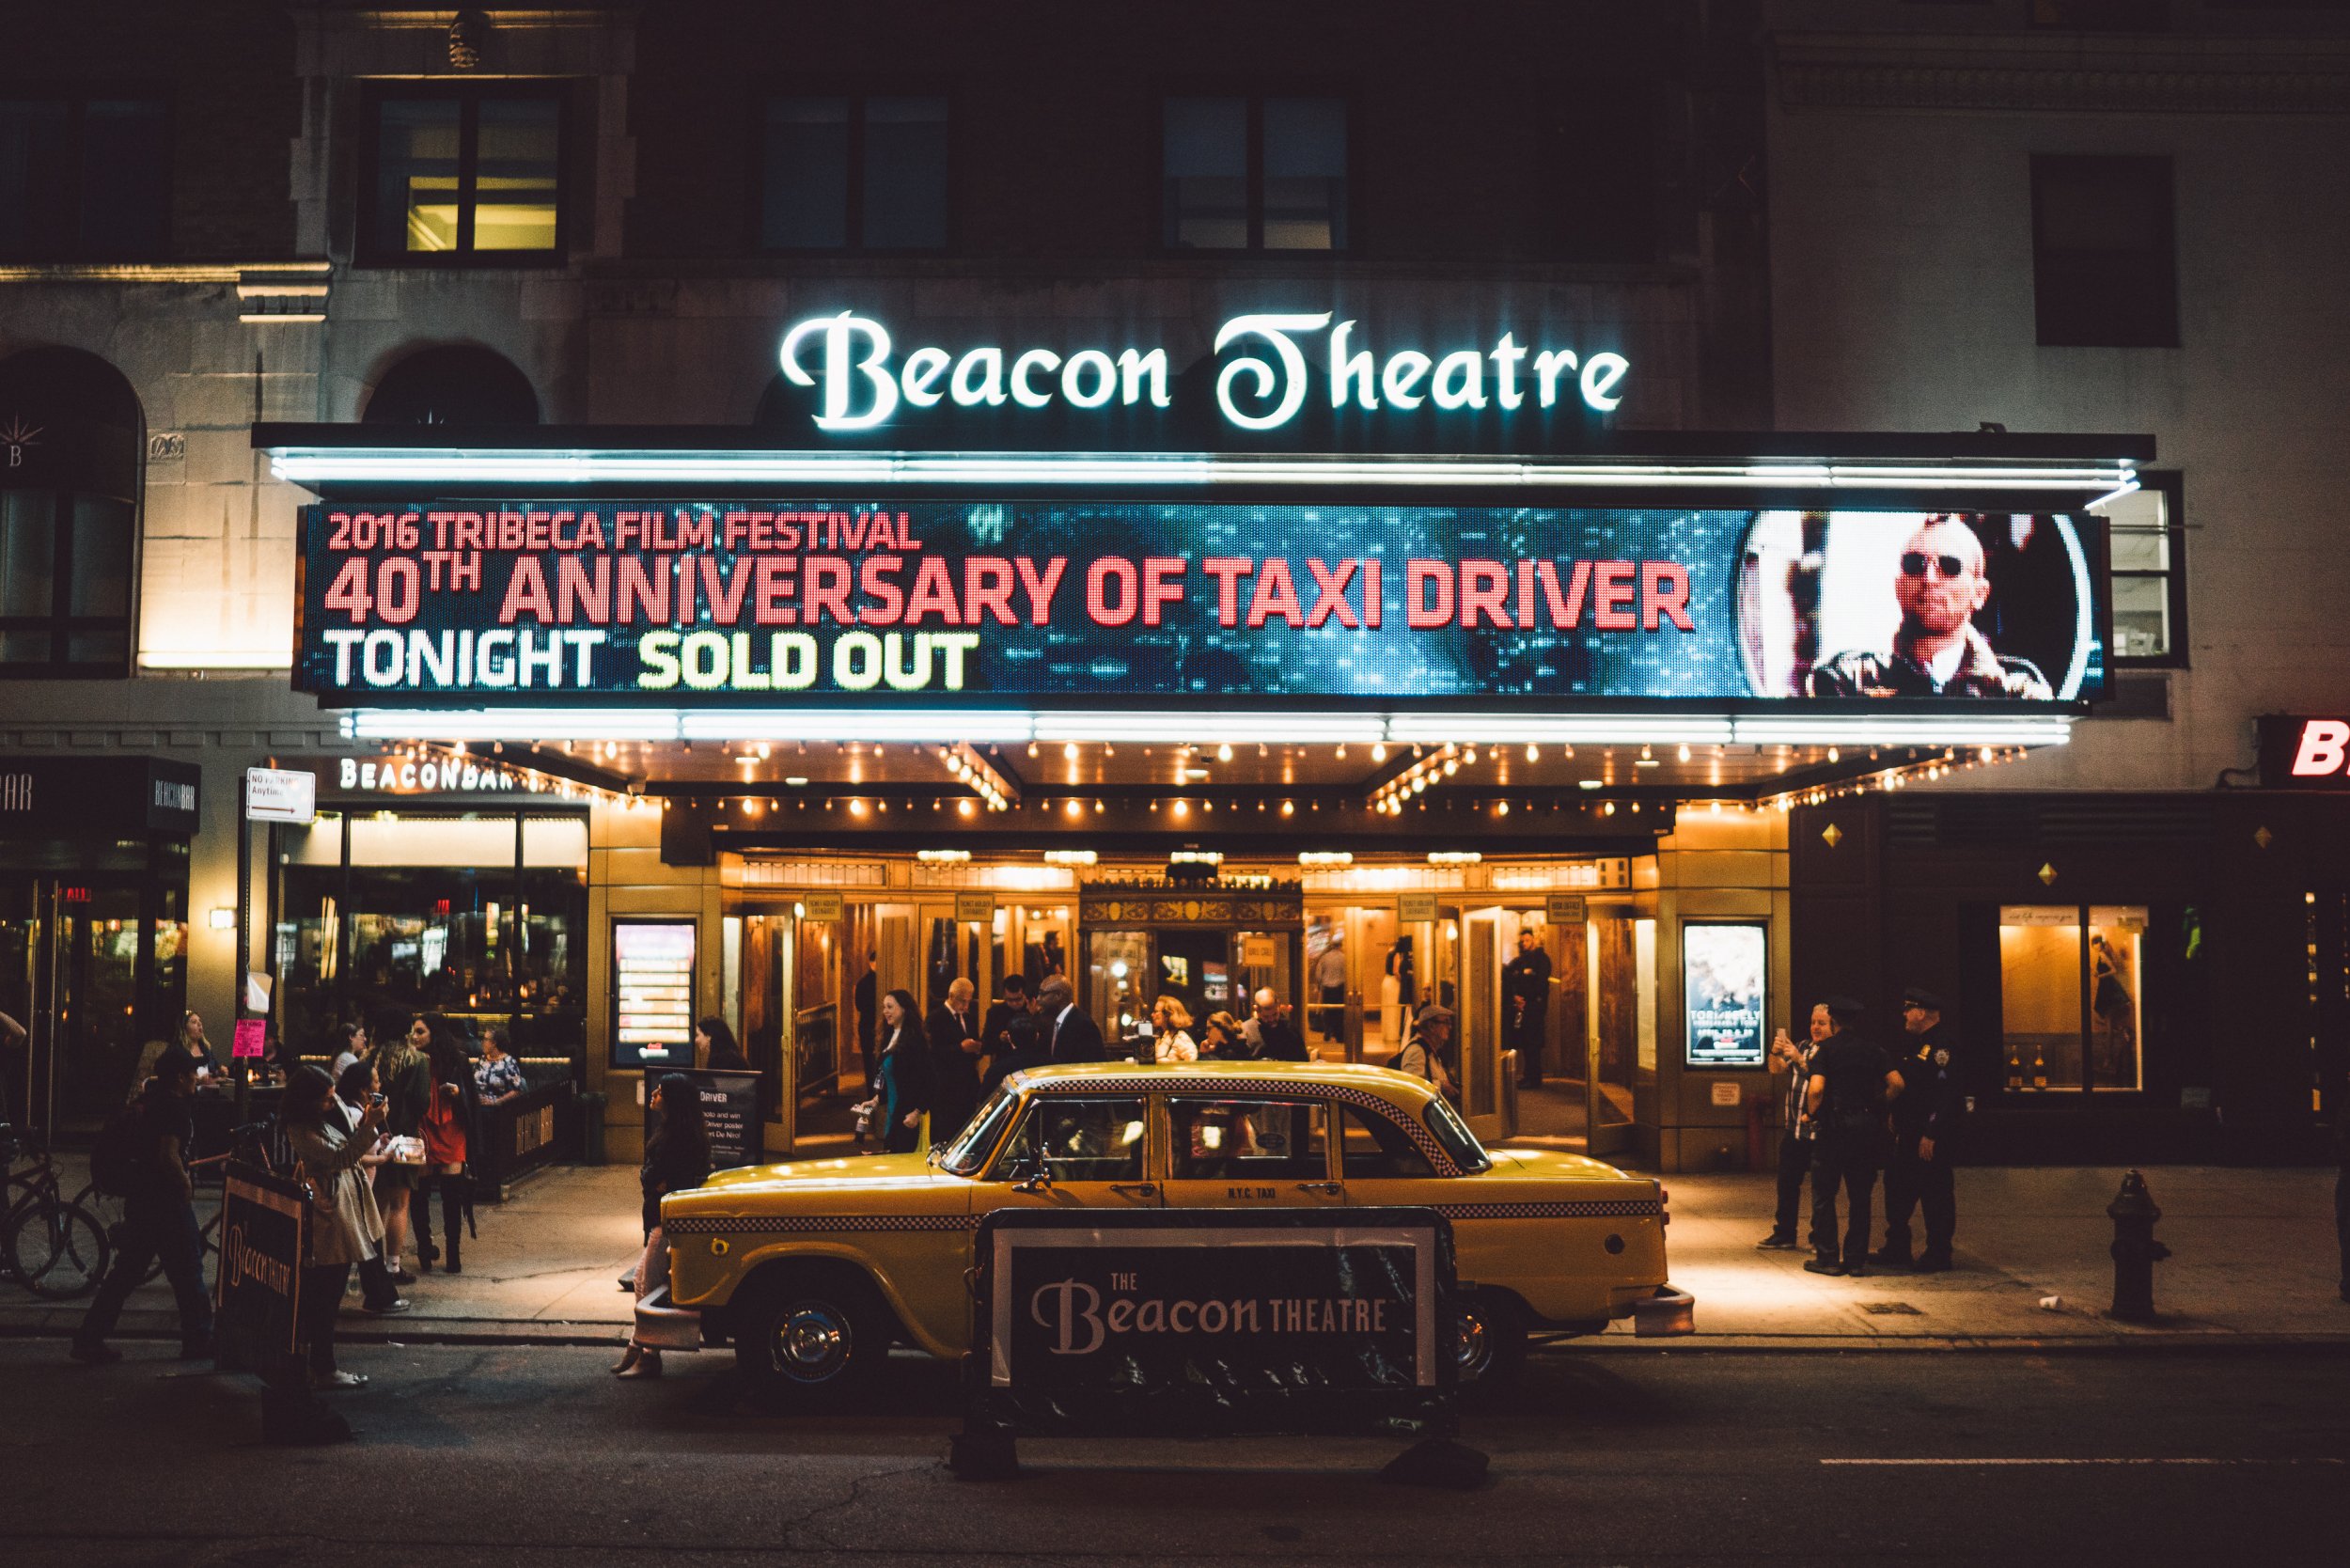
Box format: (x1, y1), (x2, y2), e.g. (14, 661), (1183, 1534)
(366, 1011), (432, 1283)
(414, 1024), (478, 1275)
(615, 1072), (712, 1379)
(1198, 1011), (1249, 1061)
(695, 1015), (751, 1072)
(875, 988), (931, 1154)
(1151, 996), (1198, 1063)
(178, 1011), (222, 1081)
(282, 1064), (387, 1388)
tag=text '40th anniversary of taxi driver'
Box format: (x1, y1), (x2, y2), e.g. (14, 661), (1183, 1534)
(1802, 515), (2055, 701)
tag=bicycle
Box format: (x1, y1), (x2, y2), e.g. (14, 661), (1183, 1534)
(0, 1124), (110, 1300)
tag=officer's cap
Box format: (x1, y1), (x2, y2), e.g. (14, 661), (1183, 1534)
(1822, 995), (1866, 1025)
(1902, 986), (1945, 1012)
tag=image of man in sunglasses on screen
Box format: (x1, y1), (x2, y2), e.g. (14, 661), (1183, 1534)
(1806, 515), (2054, 699)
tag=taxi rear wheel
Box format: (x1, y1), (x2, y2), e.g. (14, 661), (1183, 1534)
(1455, 1290), (1528, 1386)
(732, 1267), (892, 1406)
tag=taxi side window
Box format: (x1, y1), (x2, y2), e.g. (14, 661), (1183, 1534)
(1338, 1103), (1435, 1179)
(990, 1096), (1148, 1183)
(1168, 1098), (1327, 1181)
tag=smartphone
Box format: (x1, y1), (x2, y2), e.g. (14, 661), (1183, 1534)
(369, 1092), (386, 1106)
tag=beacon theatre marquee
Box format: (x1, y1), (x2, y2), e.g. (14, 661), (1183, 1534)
(273, 306), (2132, 720)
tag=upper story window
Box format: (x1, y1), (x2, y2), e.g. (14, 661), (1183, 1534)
(759, 95), (949, 252)
(2031, 154), (2177, 348)
(2096, 474), (2186, 666)
(1163, 95), (1346, 252)
(0, 94), (169, 261)
(365, 86), (563, 262)
(0, 347), (141, 678)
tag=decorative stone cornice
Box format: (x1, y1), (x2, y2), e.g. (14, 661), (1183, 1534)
(1776, 32), (2350, 115)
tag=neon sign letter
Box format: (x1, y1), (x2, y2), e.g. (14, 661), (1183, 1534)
(779, 312), (900, 431)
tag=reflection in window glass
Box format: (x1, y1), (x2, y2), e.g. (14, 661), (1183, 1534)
(1261, 97), (1345, 250)
(994, 1096), (1148, 1183)
(1163, 97), (1246, 249)
(761, 97), (850, 249)
(472, 98), (560, 251)
(863, 96), (948, 249)
(68, 496), (131, 618)
(1170, 1098), (1327, 1180)
(78, 101), (168, 259)
(378, 99), (462, 252)
(0, 492), (56, 619)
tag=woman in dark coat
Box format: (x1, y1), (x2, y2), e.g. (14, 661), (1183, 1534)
(875, 988), (931, 1154)
(615, 1072), (712, 1379)
(696, 1015), (751, 1072)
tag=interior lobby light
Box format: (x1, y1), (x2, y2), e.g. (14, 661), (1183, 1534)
(208, 907), (237, 931)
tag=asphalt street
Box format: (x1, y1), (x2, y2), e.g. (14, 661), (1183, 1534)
(4, 1340), (2346, 1566)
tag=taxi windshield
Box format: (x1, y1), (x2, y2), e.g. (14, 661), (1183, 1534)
(940, 1084), (1019, 1175)
(1422, 1095), (1492, 1173)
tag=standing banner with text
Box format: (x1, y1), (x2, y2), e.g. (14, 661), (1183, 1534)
(296, 501), (2106, 707)
(214, 1164), (307, 1371)
(970, 1206), (1453, 1440)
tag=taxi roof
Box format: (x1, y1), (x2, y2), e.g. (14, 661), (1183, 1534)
(1007, 1058), (1442, 1107)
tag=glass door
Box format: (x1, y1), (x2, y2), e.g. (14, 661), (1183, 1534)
(1584, 909), (1646, 1158)
(0, 876), (176, 1137)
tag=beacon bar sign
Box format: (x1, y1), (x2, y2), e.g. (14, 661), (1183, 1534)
(778, 310), (1631, 434)
(2259, 714), (2350, 790)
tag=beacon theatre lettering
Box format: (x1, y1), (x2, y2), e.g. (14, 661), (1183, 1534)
(298, 498), (1715, 705)
(1030, 1276), (1393, 1356)
(779, 310), (1631, 432)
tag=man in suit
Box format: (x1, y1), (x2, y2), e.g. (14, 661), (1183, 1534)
(1502, 928), (1553, 1088)
(1249, 987), (1310, 1062)
(926, 977), (983, 1142)
(1036, 975), (1106, 1063)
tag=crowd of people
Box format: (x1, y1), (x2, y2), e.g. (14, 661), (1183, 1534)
(68, 1007), (528, 1385)
(848, 976), (1347, 1156)
(1758, 986), (1966, 1277)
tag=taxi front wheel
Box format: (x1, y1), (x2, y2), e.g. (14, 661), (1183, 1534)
(1455, 1290), (1528, 1386)
(732, 1267), (893, 1406)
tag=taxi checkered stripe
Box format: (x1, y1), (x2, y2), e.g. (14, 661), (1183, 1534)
(662, 1214), (979, 1236)
(1433, 1200), (1662, 1220)
(1028, 1074), (1461, 1175)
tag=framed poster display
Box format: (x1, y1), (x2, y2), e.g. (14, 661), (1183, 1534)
(1683, 921), (1766, 1070)
(613, 917), (697, 1070)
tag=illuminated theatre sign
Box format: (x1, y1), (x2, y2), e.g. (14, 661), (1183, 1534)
(774, 311), (1630, 439)
(295, 500), (2107, 708)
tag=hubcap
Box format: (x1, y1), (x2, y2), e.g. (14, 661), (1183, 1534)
(1455, 1307), (1492, 1381)
(772, 1302), (854, 1383)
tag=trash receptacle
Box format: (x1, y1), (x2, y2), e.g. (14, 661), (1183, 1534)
(580, 1091), (607, 1166)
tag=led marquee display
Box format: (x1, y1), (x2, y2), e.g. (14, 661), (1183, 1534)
(294, 500), (2105, 707)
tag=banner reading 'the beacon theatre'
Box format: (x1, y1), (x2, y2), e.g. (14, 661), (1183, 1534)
(295, 501), (2105, 706)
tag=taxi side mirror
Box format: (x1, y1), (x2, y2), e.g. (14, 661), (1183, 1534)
(1010, 1155), (1055, 1194)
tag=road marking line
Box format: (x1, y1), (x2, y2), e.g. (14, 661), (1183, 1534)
(1822, 1458), (2344, 1466)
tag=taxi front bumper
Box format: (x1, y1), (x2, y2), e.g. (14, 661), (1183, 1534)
(633, 1286), (705, 1352)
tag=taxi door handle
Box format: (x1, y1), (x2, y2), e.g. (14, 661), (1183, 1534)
(1296, 1181), (1343, 1196)
(1109, 1183), (1158, 1198)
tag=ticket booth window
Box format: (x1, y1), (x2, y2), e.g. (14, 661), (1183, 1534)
(1999, 904), (2145, 1093)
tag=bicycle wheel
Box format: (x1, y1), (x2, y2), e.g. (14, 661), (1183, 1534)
(8, 1200), (110, 1300)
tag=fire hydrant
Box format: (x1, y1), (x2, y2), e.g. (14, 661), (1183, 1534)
(2107, 1169), (2170, 1322)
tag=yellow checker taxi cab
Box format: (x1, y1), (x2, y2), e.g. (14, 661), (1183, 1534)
(642, 1060), (1693, 1403)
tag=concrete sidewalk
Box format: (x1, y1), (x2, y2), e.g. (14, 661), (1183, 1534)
(5, 1159), (2343, 1351)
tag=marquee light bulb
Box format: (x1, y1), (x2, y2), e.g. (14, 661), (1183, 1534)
(1217, 743), (1233, 762)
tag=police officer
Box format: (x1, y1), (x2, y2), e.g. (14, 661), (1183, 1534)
(1873, 986), (1963, 1272)
(1502, 928), (1552, 1088)
(1801, 996), (1900, 1278)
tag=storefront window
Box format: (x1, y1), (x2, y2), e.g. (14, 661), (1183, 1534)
(1999, 904), (2146, 1093)
(276, 808), (588, 1068)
